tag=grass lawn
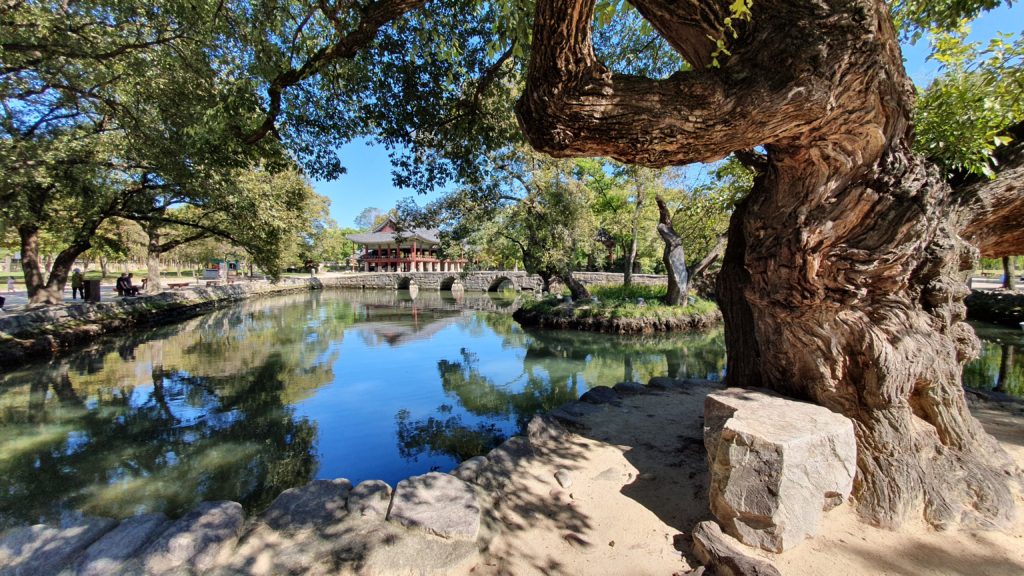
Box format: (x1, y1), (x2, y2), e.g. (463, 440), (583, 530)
(526, 283), (719, 321)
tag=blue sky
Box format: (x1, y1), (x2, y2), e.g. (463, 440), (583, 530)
(314, 5), (1024, 228)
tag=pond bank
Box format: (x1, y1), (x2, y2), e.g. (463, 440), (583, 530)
(967, 289), (1024, 327)
(0, 278), (319, 369)
(2, 378), (1021, 575)
(513, 297), (722, 334)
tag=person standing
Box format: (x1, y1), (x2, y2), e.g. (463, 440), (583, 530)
(71, 268), (84, 299)
(6, 277), (13, 293)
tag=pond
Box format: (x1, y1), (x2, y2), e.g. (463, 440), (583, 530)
(0, 290), (1015, 529)
(963, 321), (1024, 398)
(0, 289), (726, 528)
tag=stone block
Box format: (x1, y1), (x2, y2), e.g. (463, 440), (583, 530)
(347, 480), (393, 520)
(262, 478), (351, 532)
(73, 513), (169, 576)
(0, 517), (115, 576)
(139, 501), (244, 575)
(387, 472), (481, 541)
(451, 456), (489, 483)
(704, 388), (856, 552)
(580, 385), (618, 404)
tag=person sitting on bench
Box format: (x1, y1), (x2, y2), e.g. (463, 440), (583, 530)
(116, 273), (140, 297)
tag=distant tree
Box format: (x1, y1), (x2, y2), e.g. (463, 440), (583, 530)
(354, 207), (385, 231)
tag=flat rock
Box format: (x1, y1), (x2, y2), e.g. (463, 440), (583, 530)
(580, 385), (619, 404)
(73, 513), (169, 576)
(451, 456), (489, 483)
(361, 525), (480, 576)
(704, 388), (856, 552)
(692, 520), (781, 576)
(347, 480), (393, 520)
(262, 478), (351, 531)
(387, 472), (481, 541)
(139, 501), (245, 575)
(0, 517), (116, 576)
(613, 381), (647, 395)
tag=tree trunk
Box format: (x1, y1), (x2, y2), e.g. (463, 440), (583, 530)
(18, 224), (47, 302)
(560, 270), (590, 300)
(517, 0), (1017, 530)
(99, 256), (109, 278)
(146, 221), (164, 293)
(718, 142), (1014, 530)
(1002, 256), (1017, 291)
(655, 196), (686, 305)
(624, 191), (644, 286)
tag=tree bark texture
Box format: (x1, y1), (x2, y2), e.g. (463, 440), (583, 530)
(518, 0), (1017, 529)
(655, 195), (687, 305)
(958, 121), (1024, 259)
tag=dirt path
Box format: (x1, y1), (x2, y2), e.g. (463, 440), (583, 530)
(465, 384), (1024, 576)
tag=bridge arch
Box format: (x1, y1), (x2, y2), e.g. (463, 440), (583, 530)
(439, 276), (461, 291)
(487, 276), (517, 292)
(396, 276), (416, 290)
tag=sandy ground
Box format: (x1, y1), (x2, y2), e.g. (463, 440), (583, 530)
(463, 384), (1024, 576)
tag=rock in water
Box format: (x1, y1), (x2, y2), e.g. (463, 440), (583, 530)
(704, 388), (856, 552)
(0, 517), (115, 576)
(387, 472), (481, 541)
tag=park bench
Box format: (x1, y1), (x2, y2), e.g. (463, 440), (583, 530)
(167, 282), (190, 289)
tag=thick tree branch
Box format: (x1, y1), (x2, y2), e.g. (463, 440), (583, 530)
(241, 0), (427, 144)
(957, 121), (1024, 258)
(515, 0), (829, 167)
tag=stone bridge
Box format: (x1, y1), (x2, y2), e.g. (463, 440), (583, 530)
(319, 271), (666, 292)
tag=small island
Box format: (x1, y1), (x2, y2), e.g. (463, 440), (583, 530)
(513, 285), (722, 334)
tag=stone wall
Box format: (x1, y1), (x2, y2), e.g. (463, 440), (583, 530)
(965, 289), (1024, 327)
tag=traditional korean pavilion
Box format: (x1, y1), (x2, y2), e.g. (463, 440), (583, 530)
(346, 218), (466, 272)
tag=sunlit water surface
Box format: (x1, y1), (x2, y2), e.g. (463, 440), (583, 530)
(0, 289), (726, 527)
(0, 290), (1014, 528)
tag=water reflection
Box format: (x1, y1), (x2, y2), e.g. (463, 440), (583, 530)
(0, 289), (724, 527)
(964, 322), (1024, 398)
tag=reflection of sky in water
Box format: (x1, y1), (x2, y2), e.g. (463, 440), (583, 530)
(0, 290), (726, 526)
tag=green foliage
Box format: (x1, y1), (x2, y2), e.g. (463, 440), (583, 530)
(914, 24), (1024, 176)
(522, 286), (719, 322)
(892, 0), (1011, 41)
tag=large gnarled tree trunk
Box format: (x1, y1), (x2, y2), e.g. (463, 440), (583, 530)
(517, 0), (1017, 529)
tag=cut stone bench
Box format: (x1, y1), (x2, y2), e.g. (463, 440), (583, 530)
(704, 388), (856, 552)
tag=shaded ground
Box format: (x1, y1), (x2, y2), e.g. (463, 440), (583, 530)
(461, 383), (1024, 576)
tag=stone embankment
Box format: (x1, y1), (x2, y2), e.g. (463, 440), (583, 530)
(966, 289), (1024, 327)
(0, 377), (731, 576)
(0, 272), (667, 368)
(0, 279), (316, 368)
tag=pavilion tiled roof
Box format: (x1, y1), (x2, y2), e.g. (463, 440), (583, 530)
(346, 227), (441, 245)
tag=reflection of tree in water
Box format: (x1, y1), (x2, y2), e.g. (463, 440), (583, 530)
(0, 354), (317, 528)
(394, 347), (583, 463)
(395, 409), (505, 463)
(522, 327), (727, 384)
(0, 292), (358, 528)
(964, 340), (1023, 398)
